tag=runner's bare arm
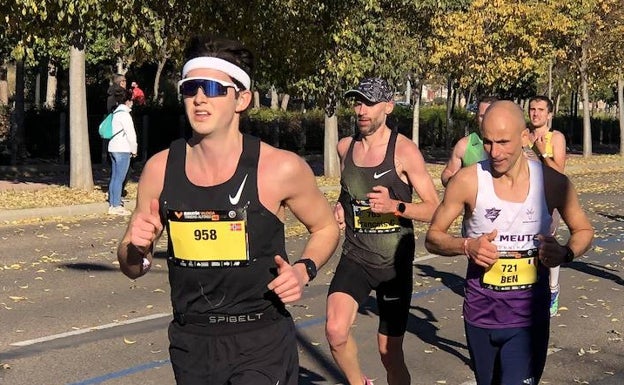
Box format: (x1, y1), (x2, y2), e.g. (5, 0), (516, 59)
(117, 151), (167, 279)
(441, 136), (467, 187)
(281, 152), (340, 271)
(547, 130), (567, 173)
(263, 148), (339, 302)
(543, 169), (593, 264)
(396, 135), (440, 222)
(425, 168), (472, 256)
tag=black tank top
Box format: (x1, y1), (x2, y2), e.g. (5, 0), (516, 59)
(160, 134), (288, 321)
(338, 130), (415, 268)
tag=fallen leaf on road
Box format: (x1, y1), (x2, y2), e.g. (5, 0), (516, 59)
(123, 337), (136, 344)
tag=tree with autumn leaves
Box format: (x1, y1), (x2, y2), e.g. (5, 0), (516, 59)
(1, 0), (623, 188)
(429, 0), (624, 158)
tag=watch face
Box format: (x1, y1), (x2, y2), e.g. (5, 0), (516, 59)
(306, 260), (317, 279)
(298, 259), (317, 281)
(398, 202), (406, 213)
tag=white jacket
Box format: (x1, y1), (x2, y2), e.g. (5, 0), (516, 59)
(108, 104), (138, 154)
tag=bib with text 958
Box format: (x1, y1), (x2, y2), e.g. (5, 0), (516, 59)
(167, 208), (249, 268)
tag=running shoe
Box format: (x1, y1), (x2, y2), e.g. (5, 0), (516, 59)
(549, 290), (559, 317)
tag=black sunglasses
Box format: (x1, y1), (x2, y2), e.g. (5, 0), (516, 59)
(178, 77), (240, 97)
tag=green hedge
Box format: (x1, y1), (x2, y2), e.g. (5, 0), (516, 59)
(241, 105), (478, 153)
(9, 105), (620, 165)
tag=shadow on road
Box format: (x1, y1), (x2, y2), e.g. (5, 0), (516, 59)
(566, 261), (624, 286)
(414, 263), (465, 298)
(297, 330), (344, 385)
(60, 262), (117, 272)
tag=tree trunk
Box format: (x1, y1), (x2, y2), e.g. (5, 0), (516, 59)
(0, 62), (7, 106)
(445, 78), (455, 150)
(69, 38), (94, 190)
(45, 59), (58, 109)
(548, 60), (553, 100)
(35, 72), (41, 109)
(280, 93), (290, 111)
(270, 85), (278, 110)
(153, 58), (166, 104)
(323, 111), (339, 178)
(411, 78), (422, 146)
(116, 57), (127, 76)
(405, 78), (411, 105)
(10, 59), (26, 165)
(618, 70), (624, 157)
(253, 90), (260, 108)
(580, 51), (592, 158)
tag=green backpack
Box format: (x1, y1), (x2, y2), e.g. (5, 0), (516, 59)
(98, 111), (122, 139)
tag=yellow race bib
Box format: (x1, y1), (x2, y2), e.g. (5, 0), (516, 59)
(167, 208), (249, 268)
(482, 249), (539, 291)
(352, 200), (400, 234)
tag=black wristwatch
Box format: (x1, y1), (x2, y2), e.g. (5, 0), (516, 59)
(564, 246), (575, 263)
(395, 202), (406, 216)
(294, 258), (317, 282)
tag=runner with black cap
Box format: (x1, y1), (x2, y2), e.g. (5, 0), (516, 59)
(326, 77), (439, 385)
(116, 35), (339, 385)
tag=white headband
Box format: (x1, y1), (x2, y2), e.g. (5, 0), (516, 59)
(182, 57), (251, 90)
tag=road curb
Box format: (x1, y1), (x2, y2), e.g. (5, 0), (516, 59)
(0, 201), (136, 223)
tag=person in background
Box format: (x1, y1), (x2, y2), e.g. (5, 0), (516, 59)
(425, 100), (593, 385)
(440, 96), (498, 187)
(107, 90), (137, 216)
(525, 95), (567, 317)
(131, 81), (146, 105)
(107, 74), (127, 113)
(327, 77), (439, 385)
(116, 35), (339, 385)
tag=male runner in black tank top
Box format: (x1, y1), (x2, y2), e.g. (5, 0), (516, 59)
(116, 36), (339, 385)
(326, 77), (440, 385)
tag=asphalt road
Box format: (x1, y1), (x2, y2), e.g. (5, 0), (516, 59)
(0, 183), (623, 385)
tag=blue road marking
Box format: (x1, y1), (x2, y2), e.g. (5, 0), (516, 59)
(67, 359), (170, 385)
(69, 283), (457, 384)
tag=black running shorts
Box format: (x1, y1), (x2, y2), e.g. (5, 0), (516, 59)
(168, 316), (298, 385)
(328, 255), (413, 336)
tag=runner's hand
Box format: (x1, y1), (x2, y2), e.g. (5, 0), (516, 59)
(466, 229), (499, 268)
(367, 185), (391, 213)
(537, 234), (565, 267)
(267, 255), (304, 303)
(129, 198), (163, 255)
(334, 202), (345, 230)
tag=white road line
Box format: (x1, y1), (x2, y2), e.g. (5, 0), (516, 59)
(10, 313), (171, 347)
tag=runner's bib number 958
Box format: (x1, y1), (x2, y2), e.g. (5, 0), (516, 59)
(482, 249), (538, 291)
(352, 200), (400, 234)
(167, 208), (249, 268)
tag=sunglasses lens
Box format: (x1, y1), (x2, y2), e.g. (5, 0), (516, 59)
(180, 80), (229, 97)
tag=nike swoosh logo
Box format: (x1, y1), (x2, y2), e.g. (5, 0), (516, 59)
(373, 169), (393, 179)
(229, 174), (248, 205)
(382, 295), (400, 301)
